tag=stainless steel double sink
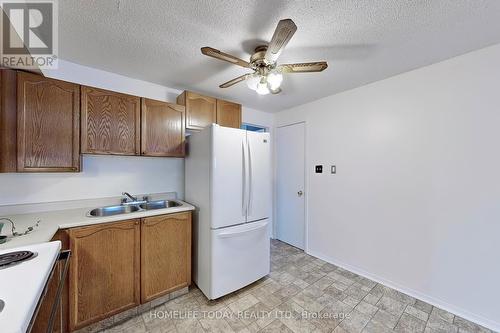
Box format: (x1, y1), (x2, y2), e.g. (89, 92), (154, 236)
(88, 200), (181, 217)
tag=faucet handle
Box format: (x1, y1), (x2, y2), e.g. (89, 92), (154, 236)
(122, 192), (138, 202)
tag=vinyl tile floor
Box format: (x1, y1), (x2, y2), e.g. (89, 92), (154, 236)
(101, 239), (494, 333)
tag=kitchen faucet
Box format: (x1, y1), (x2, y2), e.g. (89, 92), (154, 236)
(121, 192), (148, 205)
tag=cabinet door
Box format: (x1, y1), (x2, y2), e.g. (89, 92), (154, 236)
(0, 69), (17, 172)
(17, 72), (80, 172)
(216, 99), (242, 129)
(32, 230), (69, 333)
(141, 212), (191, 303)
(141, 98), (185, 157)
(69, 220), (140, 331)
(177, 91), (216, 131)
(81, 86), (140, 155)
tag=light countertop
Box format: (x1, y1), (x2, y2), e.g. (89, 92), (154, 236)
(0, 197), (195, 250)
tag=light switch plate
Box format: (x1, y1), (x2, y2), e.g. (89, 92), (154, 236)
(331, 165), (336, 174)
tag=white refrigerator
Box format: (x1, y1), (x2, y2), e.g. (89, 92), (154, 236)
(185, 124), (271, 300)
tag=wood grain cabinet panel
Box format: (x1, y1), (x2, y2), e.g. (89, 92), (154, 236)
(17, 72), (80, 172)
(141, 212), (192, 303)
(68, 220), (140, 331)
(141, 98), (185, 157)
(0, 69), (17, 172)
(216, 99), (242, 129)
(32, 230), (69, 333)
(81, 87), (140, 155)
(177, 91), (216, 131)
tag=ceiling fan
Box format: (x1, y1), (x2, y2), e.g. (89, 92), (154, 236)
(201, 19), (328, 95)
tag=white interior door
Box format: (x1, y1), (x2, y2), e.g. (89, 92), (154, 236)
(276, 122), (305, 249)
(246, 131), (271, 223)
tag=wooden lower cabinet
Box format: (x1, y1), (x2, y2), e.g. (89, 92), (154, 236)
(68, 220), (141, 331)
(32, 230), (69, 333)
(64, 212), (192, 331)
(140, 212), (192, 303)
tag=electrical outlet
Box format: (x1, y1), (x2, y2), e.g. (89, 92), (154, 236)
(315, 165), (323, 173)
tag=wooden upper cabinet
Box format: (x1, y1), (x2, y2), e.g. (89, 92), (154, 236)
(177, 91), (216, 131)
(0, 69), (17, 172)
(141, 212), (192, 303)
(68, 220), (140, 331)
(216, 99), (242, 129)
(17, 72), (80, 172)
(141, 98), (185, 157)
(81, 86), (140, 155)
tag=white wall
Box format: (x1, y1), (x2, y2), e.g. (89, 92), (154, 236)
(275, 43), (500, 330)
(242, 106), (274, 130)
(0, 155), (184, 206)
(44, 60), (182, 101)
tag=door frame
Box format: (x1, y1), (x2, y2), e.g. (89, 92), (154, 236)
(274, 121), (308, 252)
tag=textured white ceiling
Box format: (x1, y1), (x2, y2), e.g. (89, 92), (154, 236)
(59, 0), (500, 112)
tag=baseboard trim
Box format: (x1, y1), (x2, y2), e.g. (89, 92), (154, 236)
(306, 249), (500, 332)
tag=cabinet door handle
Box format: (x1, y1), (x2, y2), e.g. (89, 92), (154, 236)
(297, 191), (303, 196)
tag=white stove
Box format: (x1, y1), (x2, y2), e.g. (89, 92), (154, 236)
(0, 241), (61, 333)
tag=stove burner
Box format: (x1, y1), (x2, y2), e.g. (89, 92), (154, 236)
(0, 250), (36, 268)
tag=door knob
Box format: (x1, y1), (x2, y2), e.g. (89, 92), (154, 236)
(297, 191), (303, 196)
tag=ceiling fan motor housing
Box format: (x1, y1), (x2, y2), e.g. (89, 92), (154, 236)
(251, 45), (272, 68)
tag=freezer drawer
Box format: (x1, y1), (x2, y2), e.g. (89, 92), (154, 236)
(209, 219), (270, 299)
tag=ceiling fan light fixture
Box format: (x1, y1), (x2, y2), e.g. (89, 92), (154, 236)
(201, 19), (328, 95)
(246, 73), (260, 90)
(267, 71), (283, 90)
(256, 81), (270, 95)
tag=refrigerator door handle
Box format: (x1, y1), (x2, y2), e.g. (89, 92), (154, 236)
(241, 139), (247, 217)
(217, 221), (268, 238)
(247, 138), (252, 216)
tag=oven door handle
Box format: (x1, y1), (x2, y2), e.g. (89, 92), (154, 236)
(46, 250), (71, 333)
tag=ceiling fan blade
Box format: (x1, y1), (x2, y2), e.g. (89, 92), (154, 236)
(265, 19), (297, 64)
(201, 47), (250, 68)
(277, 61), (328, 73)
(219, 74), (249, 88)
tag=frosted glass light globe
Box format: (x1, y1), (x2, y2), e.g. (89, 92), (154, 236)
(256, 82), (270, 95)
(267, 72), (283, 90)
(246, 73), (260, 90)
